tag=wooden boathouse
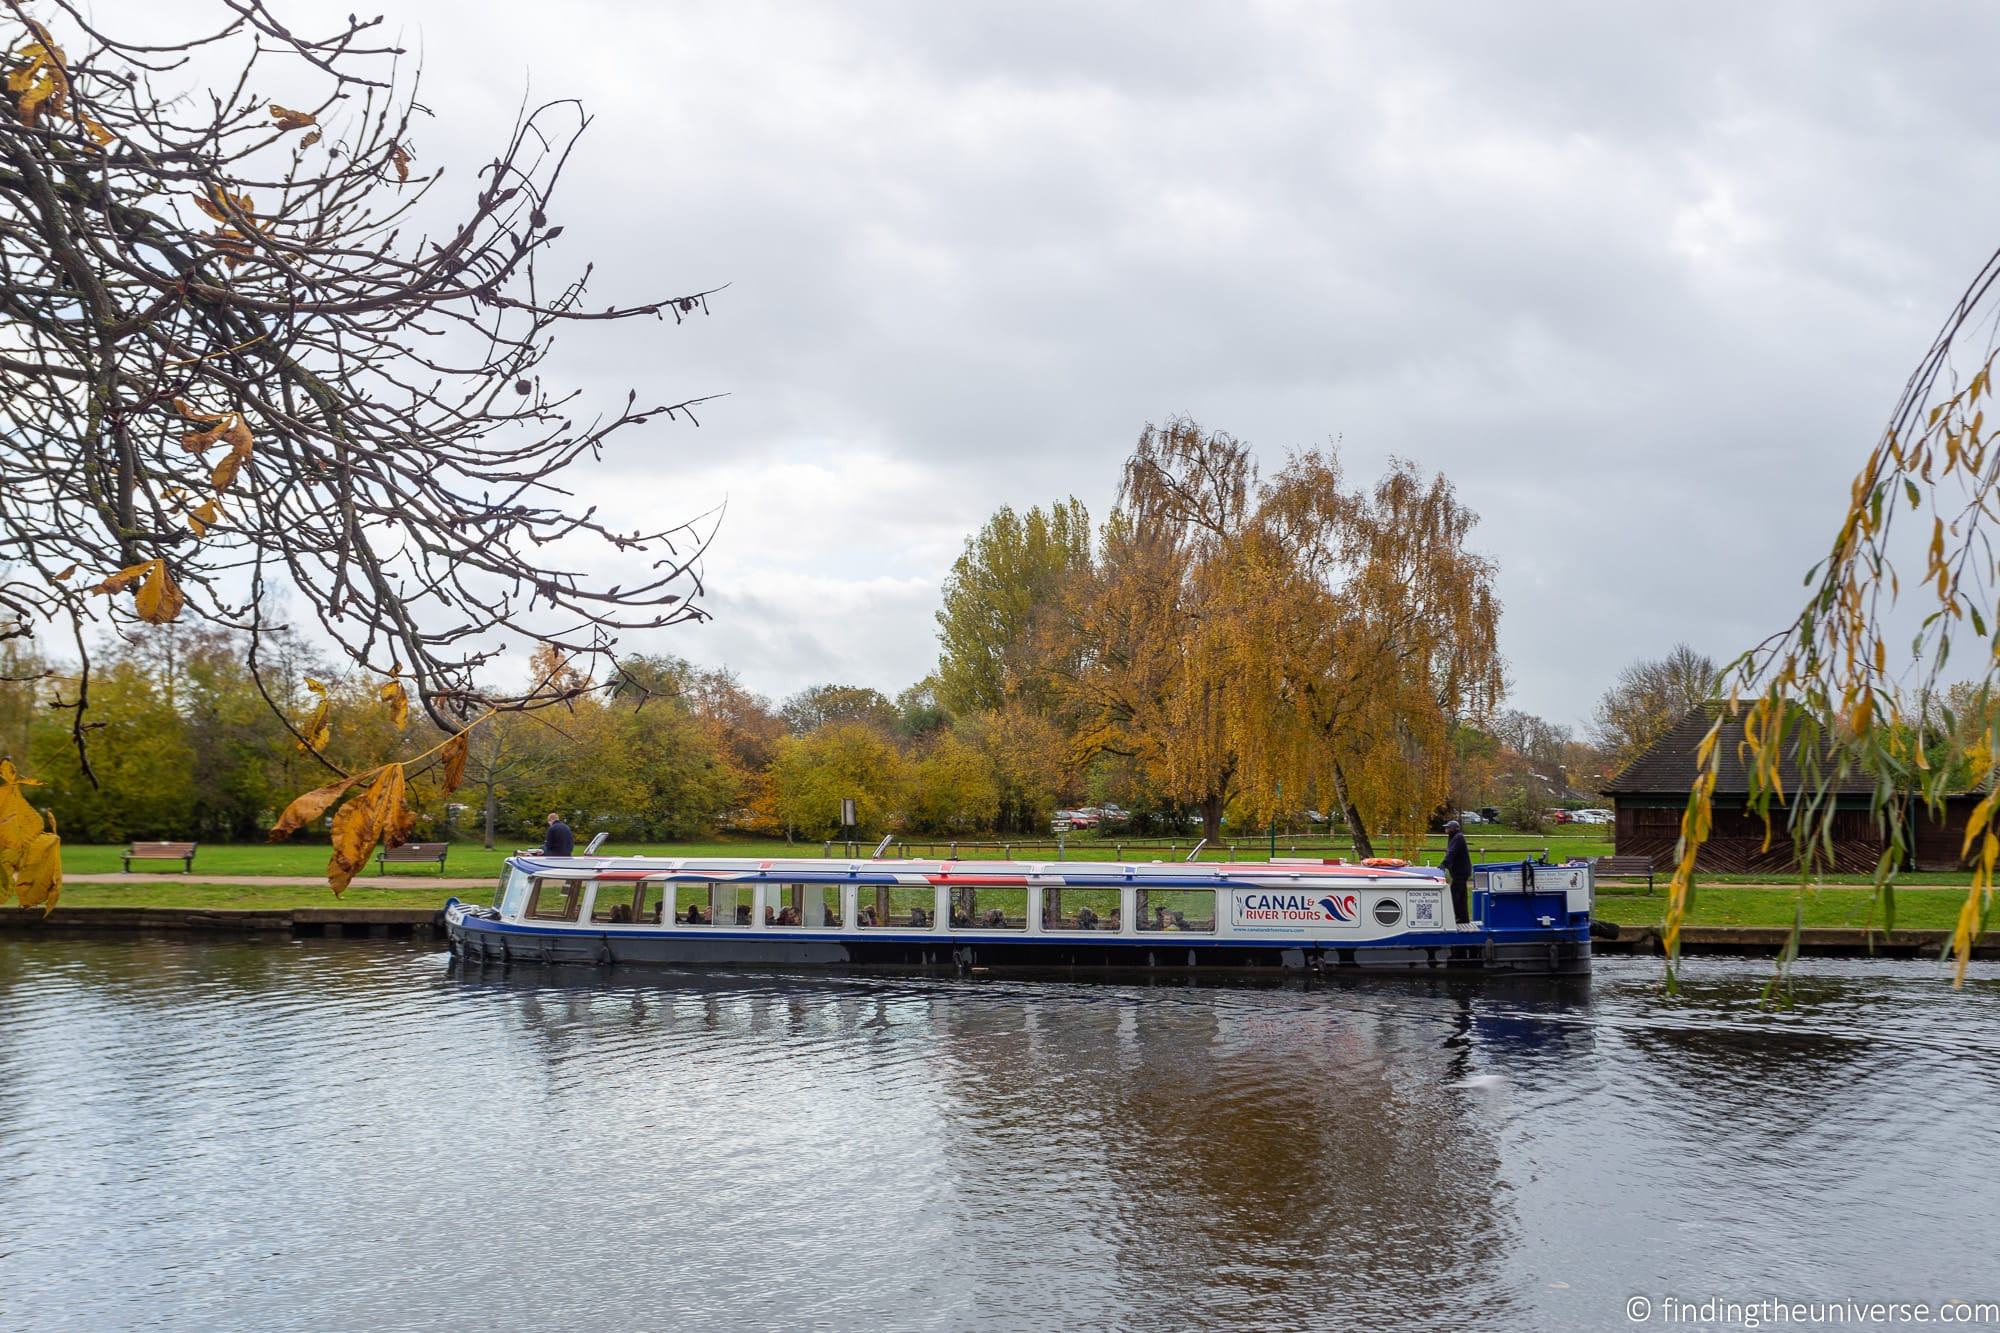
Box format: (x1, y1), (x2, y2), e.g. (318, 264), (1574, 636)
(1604, 706), (1984, 874)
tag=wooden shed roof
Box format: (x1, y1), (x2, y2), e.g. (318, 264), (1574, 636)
(1602, 705), (1882, 797)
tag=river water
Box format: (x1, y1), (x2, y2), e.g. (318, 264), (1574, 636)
(2, 939), (1997, 1332)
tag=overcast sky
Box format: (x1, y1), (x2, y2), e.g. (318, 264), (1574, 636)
(232, 1), (2000, 728)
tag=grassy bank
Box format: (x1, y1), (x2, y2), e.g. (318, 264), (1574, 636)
(51, 882), (475, 911)
(1596, 886), (1991, 932)
(60, 830), (1614, 879)
(39, 879), (1992, 934)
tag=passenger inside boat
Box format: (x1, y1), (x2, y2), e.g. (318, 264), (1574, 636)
(736, 905), (752, 925)
(1074, 906), (1098, 930)
(684, 903), (708, 924)
(909, 906), (929, 926)
(858, 905), (877, 926)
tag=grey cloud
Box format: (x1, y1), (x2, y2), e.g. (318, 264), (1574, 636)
(147, 0), (2000, 723)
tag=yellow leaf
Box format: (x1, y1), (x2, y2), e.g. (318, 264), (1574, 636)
(92, 560), (153, 596)
(437, 731), (469, 793)
(300, 129), (322, 149)
(133, 560), (184, 623)
(269, 103), (315, 131)
(269, 770), (367, 840)
(187, 499), (221, 537)
(0, 761), (45, 856)
(81, 116), (112, 147)
(51, 563), (76, 582)
(296, 696), (331, 754)
(181, 418), (229, 452)
(390, 143), (411, 182)
(326, 764), (407, 894)
(377, 679), (410, 730)
(211, 432), (252, 492)
(13, 823), (61, 912)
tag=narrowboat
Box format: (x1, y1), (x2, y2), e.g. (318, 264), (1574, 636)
(444, 855), (1592, 976)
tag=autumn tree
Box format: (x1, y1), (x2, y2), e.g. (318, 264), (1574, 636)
(0, 4), (719, 740)
(1226, 454), (1502, 855)
(1593, 644), (1717, 770)
(1060, 421), (1253, 840)
(765, 722), (907, 838)
(1665, 240), (2000, 983)
(0, 2), (724, 898)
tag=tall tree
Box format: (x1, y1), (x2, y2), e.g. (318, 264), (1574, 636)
(780, 684), (898, 735)
(1062, 420), (1254, 840)
(934, 500), (1092, 716)
(1593, 644), (1716, 769)
(1229, 454), (1502, 856)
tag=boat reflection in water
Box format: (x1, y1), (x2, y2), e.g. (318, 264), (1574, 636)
(441, 955), (1597, 1326)
(446, 853), (1594, 977)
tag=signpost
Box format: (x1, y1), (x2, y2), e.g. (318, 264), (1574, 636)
(839, 797), (857, 856)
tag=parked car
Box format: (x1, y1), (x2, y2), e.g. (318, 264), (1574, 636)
(1455, 810), (1485, 825)
(1543, 808), (1571, 824)
(1568, 809), (1612, 825)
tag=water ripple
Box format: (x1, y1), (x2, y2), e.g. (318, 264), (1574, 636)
(2, 942), (1998, 1330)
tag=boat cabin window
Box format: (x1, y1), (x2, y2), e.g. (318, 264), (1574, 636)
(766, 883), (842, 928)
(524, 878), (584, 922)
(589, 881), (646, 924)
(855, 886), (935, 929)
(497, 865), (533, 916)
(948, 886), (1027, 930)
(637, 881), (669, 924)
(1040, 887), (1122, 932)
(1135, 889), (1216, 933)
(674, 883), (748, 926)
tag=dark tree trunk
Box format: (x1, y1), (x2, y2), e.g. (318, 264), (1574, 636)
(1329, 758), (1372, 859)
(1200, 791), (1225, 842)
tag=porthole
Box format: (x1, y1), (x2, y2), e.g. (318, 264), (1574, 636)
(1372, 897), (1403, 927)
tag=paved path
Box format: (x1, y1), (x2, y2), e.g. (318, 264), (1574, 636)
(67, 873), (491, 890)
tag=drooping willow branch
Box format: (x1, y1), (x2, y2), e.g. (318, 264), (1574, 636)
(1667, 247), (2000, 987)
(0, 0), (723, 767)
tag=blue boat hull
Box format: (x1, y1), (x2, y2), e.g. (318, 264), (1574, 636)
(445, 911), (1589, 976)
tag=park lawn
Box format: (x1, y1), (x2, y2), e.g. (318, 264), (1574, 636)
(45, 876), (1992, 933)
(1595, 885), (1993, 932)
(52, 882), (472, 911)
(60, 831), (1615, 879)
(58, 838), (801, 879)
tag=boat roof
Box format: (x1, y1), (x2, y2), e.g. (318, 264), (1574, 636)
(505, 854), (1447, 885)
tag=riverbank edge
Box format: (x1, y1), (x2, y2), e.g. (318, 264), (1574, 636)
(4, 907), (1997, 958)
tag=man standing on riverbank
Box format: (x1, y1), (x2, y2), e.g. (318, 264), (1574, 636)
(542, 812), (575, 858)
(1441, 820), (1472, 926)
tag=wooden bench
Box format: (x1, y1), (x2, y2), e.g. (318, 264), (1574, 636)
(122, 841), (198, 873)
(1592, 855), (1657, 892)
(375, 841), (450, 875)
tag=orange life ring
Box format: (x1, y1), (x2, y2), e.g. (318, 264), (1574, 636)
(1360, 856), (1409, 868)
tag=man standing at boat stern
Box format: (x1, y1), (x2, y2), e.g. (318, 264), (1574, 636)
(542, 812), (575, 858)
(1441, 820), (1472, 926)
